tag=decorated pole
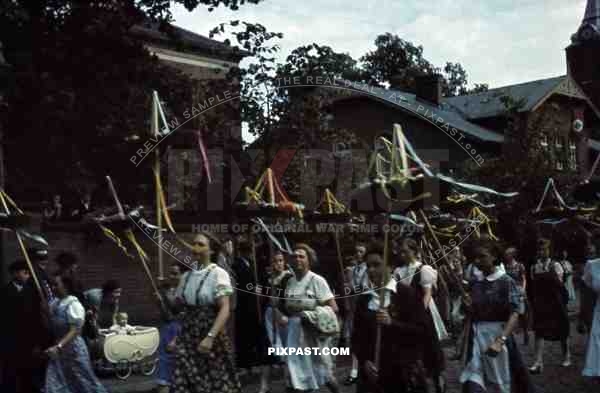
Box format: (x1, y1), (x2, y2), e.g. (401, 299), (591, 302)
(249, 230), (263, 322)
(0, 191), (45, 301)
(152, 92), (165, 280)
(374, 200), (392, 370)
(105, 176), (166, 311)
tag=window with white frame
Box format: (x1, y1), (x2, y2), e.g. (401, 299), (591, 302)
(556, 161), (563, 171)
(569, 140), (577, 170)
(540, 133), (548, 148)
(554, 135), (563, 149)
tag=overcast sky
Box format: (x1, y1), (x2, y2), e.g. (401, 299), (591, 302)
(171, 0), (588, 142)
(173, 0), (588, 87)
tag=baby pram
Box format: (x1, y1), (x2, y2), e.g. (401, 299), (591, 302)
(94, 326), (160, 380)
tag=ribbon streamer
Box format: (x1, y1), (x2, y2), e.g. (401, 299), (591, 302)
(124, 229), (150, 262)
(196, 130), (213, 184)
(18, 230), (48, 246)
(251, 217), (294, 255)
(99, 225), (135, 259)
(154, 169), (176, 233)
(534, 178), (576, 212)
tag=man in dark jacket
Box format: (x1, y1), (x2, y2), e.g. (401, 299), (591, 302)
(0, 260), (30, 392)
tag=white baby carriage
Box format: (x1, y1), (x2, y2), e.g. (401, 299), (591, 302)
(95, 326), (160, 380)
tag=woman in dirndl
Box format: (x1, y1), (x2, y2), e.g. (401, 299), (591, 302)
(44, 275), (108, 393)
(394, 238), (448, 393)
(460, 241), (536, 393)
(172, 233), (241, 393)
(529, 238), (571, 374)
(275, 243), (341, 393)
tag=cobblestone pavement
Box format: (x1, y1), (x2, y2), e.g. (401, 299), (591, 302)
(105, 323), (599, 393)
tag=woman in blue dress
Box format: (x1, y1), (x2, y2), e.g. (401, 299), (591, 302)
(44, 275), (108, 393)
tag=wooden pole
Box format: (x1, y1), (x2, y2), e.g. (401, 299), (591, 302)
(0, 191), (45, 301)
(249, 230), (262, 322)
(267, 168), (275, 206)
(153, 94), (165, 280)
(375, 200), (392, 369)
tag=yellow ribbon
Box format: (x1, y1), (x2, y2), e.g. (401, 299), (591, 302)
(124, 229), (150, 262)
(100, 225), (135, 259)
(469, 207), (498, 240)
(154, 169), (175, 233)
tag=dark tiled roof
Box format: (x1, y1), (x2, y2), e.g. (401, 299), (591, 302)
(332, 80), (504, 143)
(443, 76), (565, 120)
(130, 22), (249, 61)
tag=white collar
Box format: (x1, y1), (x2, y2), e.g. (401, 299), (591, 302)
(12, 281), (24, 291)
(485, 268), (504, 282)
(368, 277), (397, 296)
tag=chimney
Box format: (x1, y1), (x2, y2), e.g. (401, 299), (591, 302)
(415, 73), (443, 106)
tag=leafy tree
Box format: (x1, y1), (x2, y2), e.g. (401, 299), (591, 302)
(0, 0), (261, 203)
(361, 33), (487, 97)
(361, 33), (434, 92)
(468, 83), (489, 94)
(441, 62), (468, 97)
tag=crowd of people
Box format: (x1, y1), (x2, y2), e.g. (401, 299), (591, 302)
(1, 229), (600, 393)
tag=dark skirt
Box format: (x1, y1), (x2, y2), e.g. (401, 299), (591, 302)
(172, 306), (242, 393)
(234, 295), (276, 368)
(423, 309), (446, 376)
(531, 272), (570, 341)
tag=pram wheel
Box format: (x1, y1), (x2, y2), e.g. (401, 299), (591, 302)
(140, 357), (158, 376)
(115, 360), (132, 380)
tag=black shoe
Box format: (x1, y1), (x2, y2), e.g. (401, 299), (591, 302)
(343, 375), (358, 385)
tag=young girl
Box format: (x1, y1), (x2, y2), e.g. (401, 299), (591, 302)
(394, 238), (447, 393)
(459, 241), (535, 393)
(529, 238), (571, 373)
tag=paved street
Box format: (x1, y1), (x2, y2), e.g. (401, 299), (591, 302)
(104, 322), (599, 393)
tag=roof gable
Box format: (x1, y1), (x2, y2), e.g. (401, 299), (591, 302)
(329, 80), (504, 143)
(443, 76), (565, 120)
(130, 22), (249, 62)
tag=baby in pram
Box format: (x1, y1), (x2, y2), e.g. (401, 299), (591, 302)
(108, 312), (137, 335)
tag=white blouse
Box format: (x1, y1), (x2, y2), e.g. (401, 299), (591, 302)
(53, 295), (85, 327)
(367, 278), (397, 311)
(175, 263), (233, 306)
(393, 261), (437, 288)
(531, 258), (564, 282)
(284, 271), (334, 313)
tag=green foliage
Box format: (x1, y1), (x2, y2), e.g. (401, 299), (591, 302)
(0, 0), (260, 202)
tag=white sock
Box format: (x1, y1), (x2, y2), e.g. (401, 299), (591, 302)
(350, 368), (358, 378)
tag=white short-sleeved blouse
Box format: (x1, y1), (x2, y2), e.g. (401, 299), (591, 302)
(175, 263), (233, 306)
(284, 271), (334, 313)
(53, 295), (85, 328)
(531, 258), (564, 282)
(393, 261), (437, 288)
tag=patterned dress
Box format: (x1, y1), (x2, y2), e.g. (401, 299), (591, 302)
(171, 263), (241, 393)
(45, 296), (108, 393)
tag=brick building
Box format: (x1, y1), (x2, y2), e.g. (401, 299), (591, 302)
(257, 1), (600, 209)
